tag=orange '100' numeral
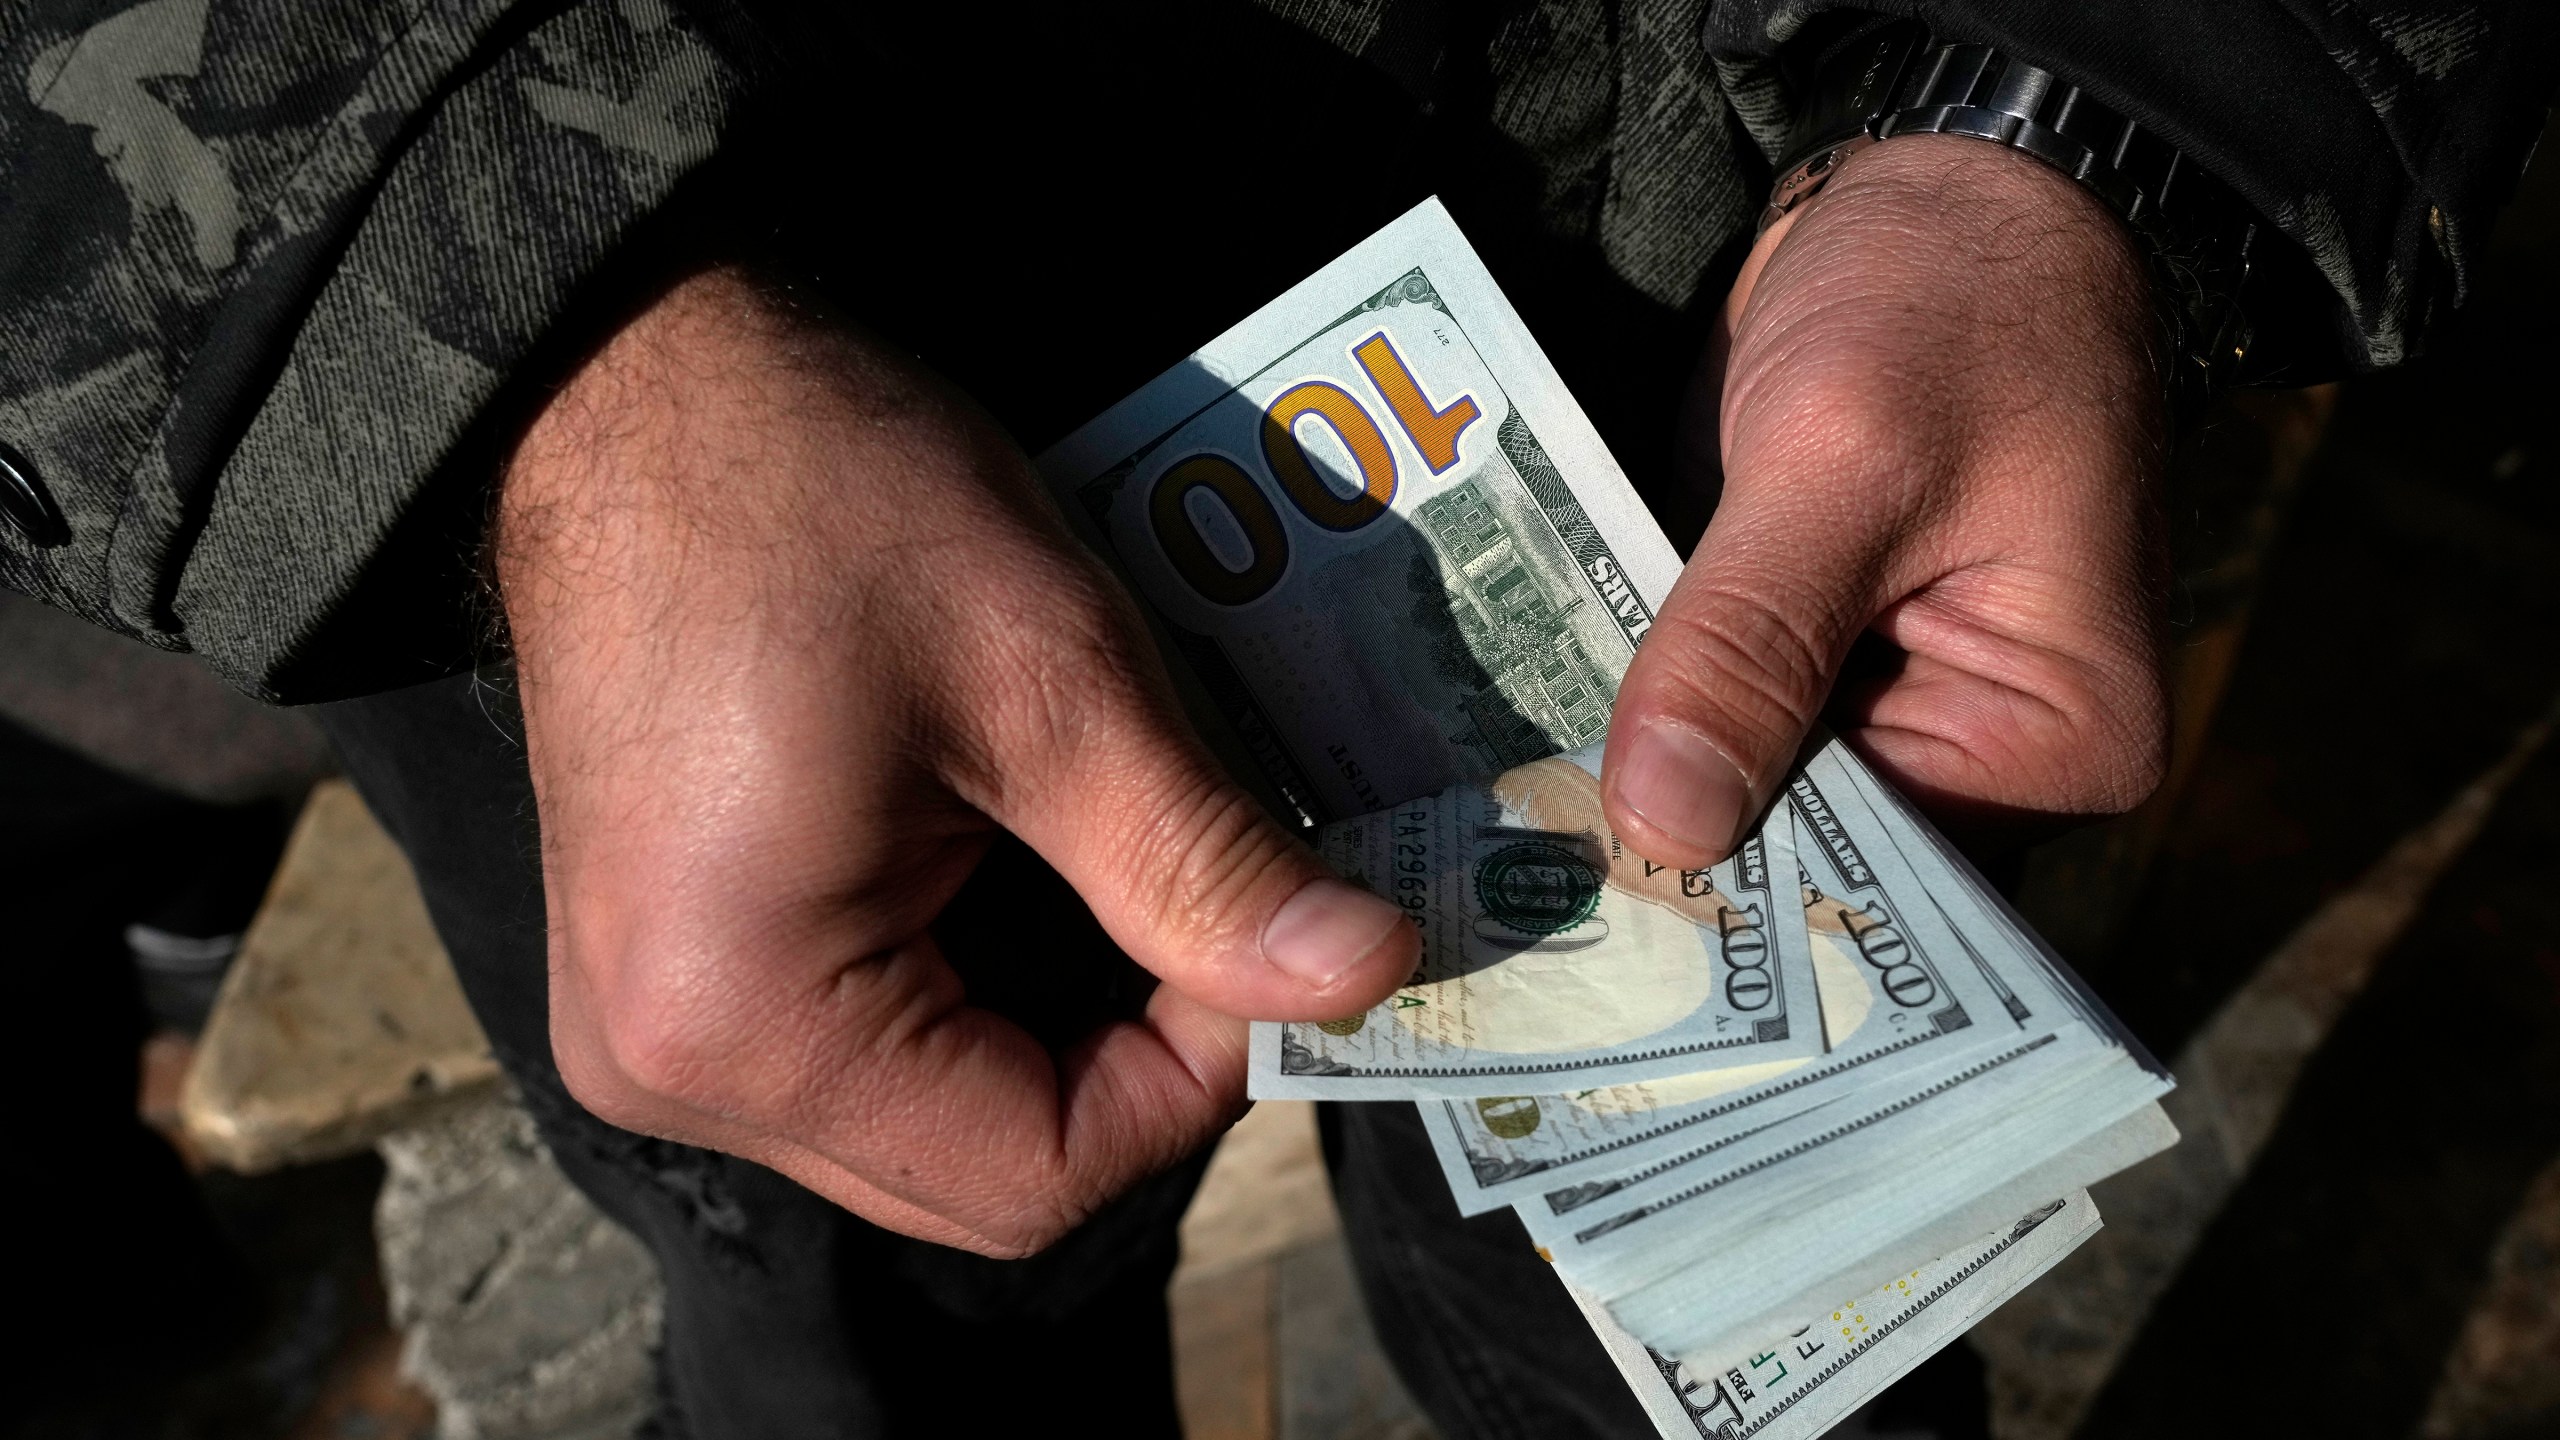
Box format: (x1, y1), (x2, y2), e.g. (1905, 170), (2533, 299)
(1152, 329), (1480, 606)
(1353, 330), (1480, 473)
(1260, 379), (1399, 531)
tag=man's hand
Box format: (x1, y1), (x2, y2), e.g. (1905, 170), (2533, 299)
(498, 271), (1416, 1257)
(1603, 135), (2170, 866)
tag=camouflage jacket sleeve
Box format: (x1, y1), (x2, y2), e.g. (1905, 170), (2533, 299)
(1258, 0), (2555, 378)
(0, 0), (740, 701)
(1704, 0), (2560, 379)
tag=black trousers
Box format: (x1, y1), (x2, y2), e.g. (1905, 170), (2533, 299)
(0, 717), (286, 1418)
(314, 670), (1653, 1439)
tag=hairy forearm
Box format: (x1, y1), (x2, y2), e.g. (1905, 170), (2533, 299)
(485, 264), (1411, 1254)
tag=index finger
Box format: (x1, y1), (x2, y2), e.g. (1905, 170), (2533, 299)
(672, 934), (1248, 1257)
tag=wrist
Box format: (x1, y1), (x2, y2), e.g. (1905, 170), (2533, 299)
(1817, 132), (2150, 297)
(1761, 22), (2262, 411)
(1718, 133), (2162, 511)
(1734, 132), (2155, 371)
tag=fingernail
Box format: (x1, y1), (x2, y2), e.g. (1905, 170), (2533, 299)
(1613, 723), (1752, 860)
(1262, 878), (1405, 991)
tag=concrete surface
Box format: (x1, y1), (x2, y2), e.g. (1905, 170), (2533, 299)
(375, 1090), (661, 1440)
(2416, 1152), (2560, 1439)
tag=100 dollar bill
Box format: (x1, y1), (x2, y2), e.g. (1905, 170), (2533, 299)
(1417, 786), (2011, 1210)
(1043, 200), (2163, 1424)
(1574, 1193), (2103, 1440)
(1250, 746), (1822, 1099)
(1534, 752), (2173, 1362)
(1037, 198), (1683, 829)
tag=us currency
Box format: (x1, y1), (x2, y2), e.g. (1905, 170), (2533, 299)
(1572, 1193), (2103, 1440)
(1526, 753), (2173, 1363)
(1036, 199), (1737, 1099)
(1042, 199), (2174, 1383)
(1821, 740), (2168, 1069)
(1246, 744), (1823, 1099)
(1039, 197), (1684, 834)
(1537, 1026), (2170, 1371)
(1415, 798), (2012, 1212)
(1491, 761), (2052, 1239)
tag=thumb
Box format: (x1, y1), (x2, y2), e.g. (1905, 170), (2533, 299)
(959, 642), (1418, 1022)
(1602, 509), (1883, 870)
(1597, 197), (1872, 871)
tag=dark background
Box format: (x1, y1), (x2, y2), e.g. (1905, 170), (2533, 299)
(2012, 109), (2560, 1439)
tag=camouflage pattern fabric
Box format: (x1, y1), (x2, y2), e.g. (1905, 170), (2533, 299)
(0, 0), (736, 698)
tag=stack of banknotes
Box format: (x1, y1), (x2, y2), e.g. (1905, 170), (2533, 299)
(1041, 199), (2176, 1439)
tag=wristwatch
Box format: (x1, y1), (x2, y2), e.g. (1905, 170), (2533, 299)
(1762, 19), (2263, 409)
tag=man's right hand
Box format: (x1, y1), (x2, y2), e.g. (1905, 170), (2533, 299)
(497, 269), (1416, 1258)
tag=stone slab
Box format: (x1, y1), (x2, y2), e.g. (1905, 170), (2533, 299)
(1180, 1101), (1340, 1278)
(1173, 1256), (1277, 1440)
(183, 779), (501, 1173)
(1275, 1237), (1437, 1440)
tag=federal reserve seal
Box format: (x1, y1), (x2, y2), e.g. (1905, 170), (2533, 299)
(1473, 839), (1603, 937)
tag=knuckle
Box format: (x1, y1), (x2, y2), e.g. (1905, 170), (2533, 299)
(594, 997), (719, 1107)
(970, 1193), (1090, 1259)
(946, 557), (1161, 803)
(1121, 773), (1294, 941)
(582, 947), (776, 1122)
(920, 1148), (1098, 1260)
(1972, 657), (2167, 818)
(554, 1038), (660, 1134)
(1733, 323), (1946, 478)
(1810, 390), (1942, 490)
(1016, 592), (1144, 753)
